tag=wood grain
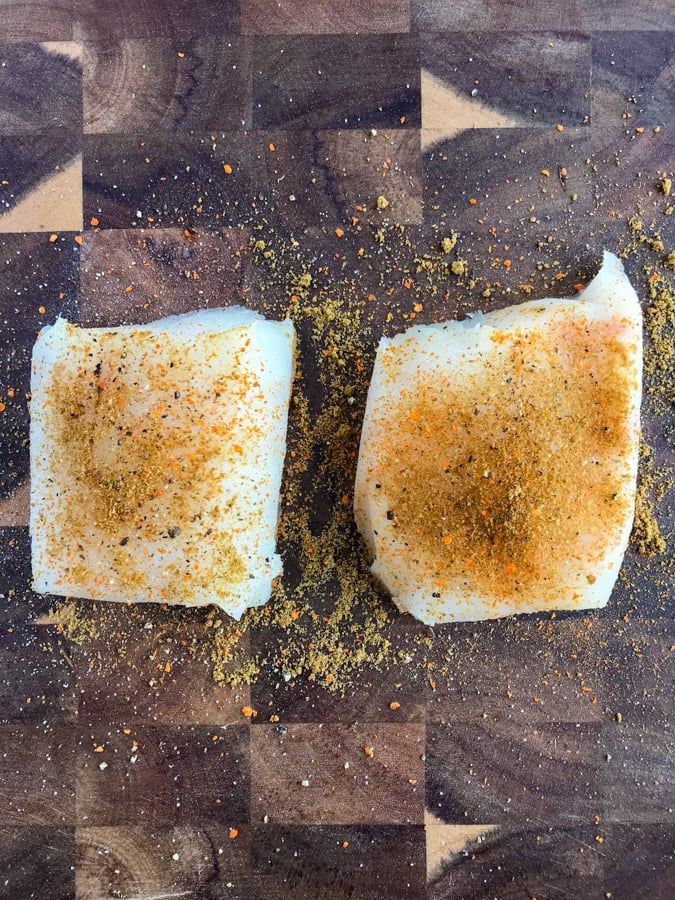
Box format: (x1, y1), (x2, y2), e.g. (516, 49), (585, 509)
(83, 37), (251, 133)
(591, 31), (674, 126)
(600, 722), (675, 824)
(252, 824), (426, 899)
(0, 826), (75, 900)
(1, 0), (74, 41)
(412, 0), (583, 31)
(79, 227), (249, 326)
(83, 132), (254, 229)
(0, 131), (82, 224)
(0, 629), (77, 724)
(0, 5), (673, 897)
(425, 616), (609, 725)
(72, 0), (239, 42)
(76, 825), (251, 899)
(0, 235), (78, 499)
(426, 721), (604, 824)
(427, 826), (604, 899)
(242, 0), (411, 34)
(421, 32), (590, 127)
(252, 35), (421, 130)
(75, 723), (250, 826)
(250, 723), (425, 824)
(581, 0), (675, 30)
(422, 127), (593, 290)
(0, 42), (81, 133)
(0, 723), (76, 825)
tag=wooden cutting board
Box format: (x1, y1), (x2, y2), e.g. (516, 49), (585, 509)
(0, 2), (673, 898)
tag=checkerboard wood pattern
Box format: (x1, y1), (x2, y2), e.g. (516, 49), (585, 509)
(1, 2), (673, 897)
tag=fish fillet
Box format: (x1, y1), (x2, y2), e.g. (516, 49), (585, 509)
(30, 308), (295, 619)
(354, 252), (643, 624)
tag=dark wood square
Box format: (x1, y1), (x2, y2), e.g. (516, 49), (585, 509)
(242, 0), (411, 35)
(75, 723), (250, 827)
(412, 0), (584, 31)
(72, 0), (240, 42)
(427, 826), (604, 899)
(83, 37), (252, 134)
(592, 31), (674, 127)
(83, 132), (254, 230)
(252, 35), (421, 130)
(421, 32), (590, 127)
(78, 226), (250, 326)
(0, 42), (81, 134)
(252, 824), (425, 900)
(0, 723), (76, 825)
(426, 721), (604, 825)
(0, 826), (75, 900)
(251, 723), (425, 824)
(76, 824), (252, 899)
(1, 0), (74, 41)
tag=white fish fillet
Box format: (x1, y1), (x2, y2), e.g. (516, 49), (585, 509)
(355, 252), (643, 624)
(30, 308), (295, 619)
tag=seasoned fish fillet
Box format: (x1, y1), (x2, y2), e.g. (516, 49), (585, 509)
(31, 308), (295, 619)
(355, 252), (643, 623)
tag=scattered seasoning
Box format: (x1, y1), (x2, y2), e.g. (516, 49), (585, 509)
(46, 135), (672, 704)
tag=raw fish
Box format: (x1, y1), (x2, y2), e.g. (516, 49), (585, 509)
(31, 308), (295, 619)
(354, 253), (642, 623)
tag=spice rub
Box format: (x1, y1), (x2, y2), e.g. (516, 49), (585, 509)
(355, 252), (643, 623)
(30, 308), (295, 618)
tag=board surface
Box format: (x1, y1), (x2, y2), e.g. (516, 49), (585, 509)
(0, 2), (673, 898)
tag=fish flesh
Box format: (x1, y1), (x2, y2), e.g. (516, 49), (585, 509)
(31, 308), (295, 619)
(354, 252), (642, 624)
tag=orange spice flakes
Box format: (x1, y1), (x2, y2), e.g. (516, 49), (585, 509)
(241, 705), (257, 719)
(228, 828), (239, 839)
(354, 253), (642, 624)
